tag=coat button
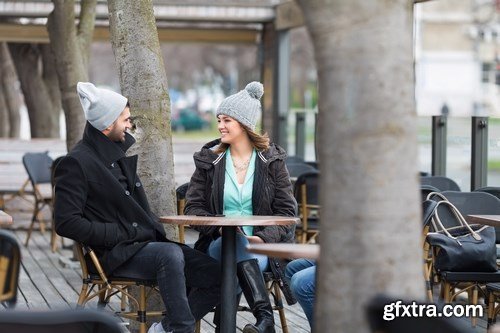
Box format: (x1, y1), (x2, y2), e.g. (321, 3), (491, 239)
(111, 163), (115, 168)
(135, 182), (141, 187)
(134, 242), (139, 245)
(125, 190), (130, 196)
(132, 222), (138, 227)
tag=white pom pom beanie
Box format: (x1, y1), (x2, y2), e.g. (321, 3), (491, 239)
(77, 82), (128, 131)
(215, 81), (264, 131)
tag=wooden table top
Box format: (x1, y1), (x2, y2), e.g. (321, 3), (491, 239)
(246, 243), (319, 260)
(467, 215), (500, 227)
(160, 215), (299, 226)
(0, 210), (13, 224)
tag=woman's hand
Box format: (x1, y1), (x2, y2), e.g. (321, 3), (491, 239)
(246, 235), (264, 244)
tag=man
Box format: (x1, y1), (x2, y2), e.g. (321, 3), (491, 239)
(54, 82), (220, 333)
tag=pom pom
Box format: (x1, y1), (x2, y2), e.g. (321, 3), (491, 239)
(245, 81), (264, 100)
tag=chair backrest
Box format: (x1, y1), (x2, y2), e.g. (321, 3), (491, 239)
(22, 152), (53, 186)
(287, 162), (317, 179)
(440, 191), (500, 241)
(294, 170), (320, 206)
(0, 309), (123, 333)
(0, 230), (21, 307)
(420, 176), (460, 192)
(474, 186), (500, 200)
(421, 185), (440, 202)
(285, 155), (305, 165)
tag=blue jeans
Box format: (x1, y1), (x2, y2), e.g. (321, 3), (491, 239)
(208, 233), (268, 292)
(113, 242), (221, 333)
(208, 232), (268, 270)
(285, 259), (316, 329)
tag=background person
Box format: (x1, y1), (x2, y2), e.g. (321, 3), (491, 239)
(285, 259), (316, 329)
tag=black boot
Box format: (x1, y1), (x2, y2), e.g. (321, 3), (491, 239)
(237, 259), (275, 333)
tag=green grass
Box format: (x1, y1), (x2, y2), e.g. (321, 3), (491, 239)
(488, 160), (500, 171)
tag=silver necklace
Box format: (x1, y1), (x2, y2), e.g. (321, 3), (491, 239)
(232, 157), (250, 174)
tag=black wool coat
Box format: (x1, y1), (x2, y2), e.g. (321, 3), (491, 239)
(54, 123), (168, 274)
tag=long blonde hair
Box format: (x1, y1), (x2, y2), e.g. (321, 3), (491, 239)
(215, 123), (270, 154)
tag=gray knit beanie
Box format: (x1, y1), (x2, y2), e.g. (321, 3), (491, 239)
(216, 81), (264, 131)
(77, 82), (128, 131)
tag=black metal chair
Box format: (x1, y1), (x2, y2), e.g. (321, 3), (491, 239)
(366, 294), (473, 333)
(285, 155), (305, 165)
(22, 151), (54, 247)
(294, 170), (320, 244)
(420, 176), (460, 192)
(474, 186), (500, 201)
(0, 230), (21, 308)
(0, 308), (123, 333)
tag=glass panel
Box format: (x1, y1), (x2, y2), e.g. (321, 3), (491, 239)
(418, 116), (432, 176)
(446, 117), (471, 191)
(488, 117), (500, 186)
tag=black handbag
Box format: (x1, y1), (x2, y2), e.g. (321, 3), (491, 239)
(425, 200), (497, 272)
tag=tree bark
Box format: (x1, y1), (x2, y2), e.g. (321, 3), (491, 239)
(40, 44), (61, 138)
(108, 2), (177, 330)
(108, 0), (177, 238)
(47, 0), (97, 151)
(9, 43), (58, 138)
(296, 1), (424, 332)
(0, 42), (21, 138)
(0, 85), (8, 137)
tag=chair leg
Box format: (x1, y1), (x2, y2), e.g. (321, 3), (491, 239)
(471, 287), (478, 327)
(77, 283), (90, 307)
(273, 282), (289, 333)
(488, 292), (495, 327)
(139, 285), (147, 333)
(24, 209), (38, 246)
(51, 223), (58, 253)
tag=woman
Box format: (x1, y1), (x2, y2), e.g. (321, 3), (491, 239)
(184, 81), (297, 333)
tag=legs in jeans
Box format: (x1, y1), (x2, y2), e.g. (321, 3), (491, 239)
(285, 259), (316, 329)
(113, 242), (221, 333)
(208, 233), (268, 272)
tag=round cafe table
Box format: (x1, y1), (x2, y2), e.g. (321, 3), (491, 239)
(159, 215), (298, 333)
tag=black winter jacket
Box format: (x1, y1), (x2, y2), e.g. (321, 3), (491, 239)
(54, 123), (169, 274)
(184, 139), (298, 303)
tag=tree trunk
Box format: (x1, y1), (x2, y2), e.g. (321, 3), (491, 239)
(0, 86), (8, 137)
(108, 0), (177, 238)
(108, 2), (177, 330)
(40, 44), (61, 138)
(0, 42), (21, 138)
(296, 1), (424, 332)
(47, 0), (97, 151)
(9, 43), (58, 138)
